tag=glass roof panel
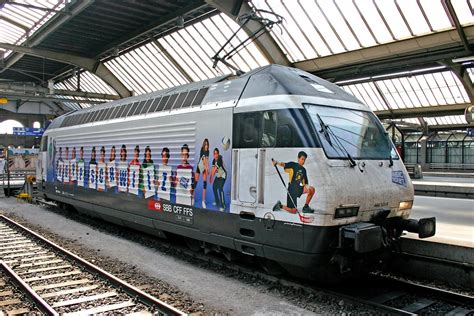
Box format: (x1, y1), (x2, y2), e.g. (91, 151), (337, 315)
(249, 0), (471, 63)
(451, 0), (474, 24)
(467, 67), (474, 82)
(334, 0), (377, 47)
(424, 115), (465, 125)
(374, 0), (411, 39)
(0, 0), (66, 56)
(396, 1), (432, 35)
(318, 1), (360, 51)
(342, 82), (386, 111)
(340, 69), (470, 114)
(104, 42), (190, 95)
(418, 0), (452, 30)
(158, 13), (268, 81)
(0, 20), (24, 43)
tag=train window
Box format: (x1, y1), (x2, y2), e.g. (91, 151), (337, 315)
(192, 87), (208, 106)
(140, 99), (153, 115)
(233, 109), (319, 149)
(276, 125), (292, 147)
(164, 94), (178, 111)
(261, 111), (277, 147)
(173, 92), (188, 110)
(156, 96), (169, 112)
(233, 112), (260, 148)
(182, 90), (198, 108)
(244, 117), (257, 143)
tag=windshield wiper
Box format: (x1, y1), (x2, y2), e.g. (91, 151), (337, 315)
(384, 133), (394, 167)
(316, 114), (356, 167)
(316, 113), (332, 146)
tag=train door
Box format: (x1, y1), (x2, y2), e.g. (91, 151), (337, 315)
(237, 150), (257, 203)
(233, 111), (278, 205)
(234, 112), (260, 204)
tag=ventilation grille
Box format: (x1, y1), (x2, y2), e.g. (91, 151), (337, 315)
(60, 87), (209, 128)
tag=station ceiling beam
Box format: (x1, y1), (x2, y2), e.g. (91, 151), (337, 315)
(0, 42), (131, 98)
(3, 91), (103, 104)
(205, 0), (290, 66)
(296, 25), (474, 82)
(375, 103), (469, 120)
(425, 123), (472, 131)
(0, 82), (119, 100)
(396, 123), (472, 132)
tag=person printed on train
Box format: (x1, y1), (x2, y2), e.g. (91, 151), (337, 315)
(210, 148), (226, 211)
(272, 151), (315, 214)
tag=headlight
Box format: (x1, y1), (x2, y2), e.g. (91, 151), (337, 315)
(399, 200), (413, 210)
(334, 206), (359, 219)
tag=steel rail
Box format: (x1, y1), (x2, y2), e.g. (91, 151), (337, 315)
(368, 274), (474, 307)
(29, 201), (474, 315)
(0, 261), (59, 316)
(0, 215), (186, 316)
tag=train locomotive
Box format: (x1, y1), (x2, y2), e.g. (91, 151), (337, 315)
(37, 65), (436, 279)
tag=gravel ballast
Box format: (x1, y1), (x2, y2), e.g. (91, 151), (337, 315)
(0, 196), (374, 315)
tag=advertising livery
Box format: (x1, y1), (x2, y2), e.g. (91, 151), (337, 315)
(49, 139), (232, 214)
(39, 65), (435, 280)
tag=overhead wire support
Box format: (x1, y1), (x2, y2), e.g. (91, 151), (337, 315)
(211, 9), (283, 76)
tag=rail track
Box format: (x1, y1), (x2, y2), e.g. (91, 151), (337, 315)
(0, 263), (45, 315)
(331, 274), (474, 315)
(0, 215), (185, 315)
(18, 200), (474, 314)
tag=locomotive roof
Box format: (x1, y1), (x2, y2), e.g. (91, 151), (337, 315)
(47, 65), (363, 130)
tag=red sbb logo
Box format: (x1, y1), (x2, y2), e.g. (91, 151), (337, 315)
(148, 199), (163, 212)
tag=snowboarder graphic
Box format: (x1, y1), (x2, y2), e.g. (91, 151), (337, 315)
(272, 151), (315, 214)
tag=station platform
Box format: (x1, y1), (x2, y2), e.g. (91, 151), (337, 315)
(406, 195), (473, 248)
(413, 172), (474, 199)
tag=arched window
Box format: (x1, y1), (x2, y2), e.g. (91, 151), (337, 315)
(0, 120), (23, 134)
(33, 121), (41, 128)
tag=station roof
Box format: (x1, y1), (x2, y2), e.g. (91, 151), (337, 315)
(0, 0), (473, 132)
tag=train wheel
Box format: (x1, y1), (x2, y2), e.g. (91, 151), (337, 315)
(257, 258), (285, 276)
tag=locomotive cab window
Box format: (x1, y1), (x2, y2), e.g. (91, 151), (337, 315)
(243, 116), (259, 145)
(233, 109), (318, 148)
(261, 111), (277, 147)
(304, 104), (397, 160)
